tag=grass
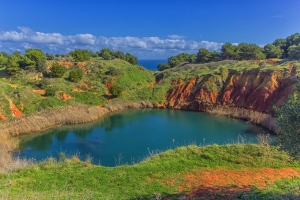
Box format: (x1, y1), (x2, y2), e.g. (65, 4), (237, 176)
(0, 144), (300, 199)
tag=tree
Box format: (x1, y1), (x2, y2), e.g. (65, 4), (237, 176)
(5, 55), (21, 76)
(288, 45), (300, 60)
(188, 54), (197, 63)
(69, 49), (92, 62)
(0, 53), (8, 68)
(276, 82), (300, 159)
(167, 56), (180, 67)
(263, 44), (283, 58)
(114, 50), (125, 60)
(286, 33), (300, 48)
(69, 68), (84, 82)
(125, 53), (138, 65)
(197, 48), (211, 63)
(273, 38), (286, 58)
(99, 48), (114, 60)
(221, 42), (238, 60)
(236, 43), (266, 60)
(24, 49), (46, 63)
(19, 55), (36, 70)
(45, 53), (55, 60)
(157, 63), (170, 71)
(36, 61), (48, 73)
(210, 51), (221, 62)
(49, 62), (66, 78)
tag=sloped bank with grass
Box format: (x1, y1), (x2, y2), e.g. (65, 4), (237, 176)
(1, 143), (300, 199)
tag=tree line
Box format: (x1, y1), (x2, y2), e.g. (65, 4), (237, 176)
(158, 33), (300, 71)
(0, 48), (138, 76)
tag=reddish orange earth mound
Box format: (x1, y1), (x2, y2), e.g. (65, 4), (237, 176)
(60, 93), (73, 101)
(9, 101), (22, 118)
(33, 89), (46, 95)
(0, 113), (6, 120)
(161, 168), (300, 199)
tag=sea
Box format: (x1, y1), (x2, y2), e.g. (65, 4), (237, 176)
(138, 59), (167, 71)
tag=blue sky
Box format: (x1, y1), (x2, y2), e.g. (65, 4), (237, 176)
(0, 0), (299, 59)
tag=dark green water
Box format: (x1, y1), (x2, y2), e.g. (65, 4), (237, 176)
(17, 109), (273, 166)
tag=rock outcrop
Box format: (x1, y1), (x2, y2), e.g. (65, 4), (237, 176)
(166, 68), (298, 114)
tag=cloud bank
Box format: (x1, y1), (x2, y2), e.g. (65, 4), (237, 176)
(0, 27), (223, 59)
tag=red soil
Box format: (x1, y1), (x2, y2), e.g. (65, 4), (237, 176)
(33, 89), (46, 96)
(163, 167), (300, 199)
(60, 93), (73, 101)
(9, 101), (22, 118)
(0, 113), (6, 120)
(166, 69), (297, 113)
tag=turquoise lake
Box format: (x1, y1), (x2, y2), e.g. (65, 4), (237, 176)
(17, 109), (274, 166)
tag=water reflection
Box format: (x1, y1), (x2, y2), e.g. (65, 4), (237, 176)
(18, 109), (275, 166)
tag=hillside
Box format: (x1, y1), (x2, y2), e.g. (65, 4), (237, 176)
(0, 59), (299, 134)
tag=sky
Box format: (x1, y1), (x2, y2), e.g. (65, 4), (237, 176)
(0, 0), (299, 59)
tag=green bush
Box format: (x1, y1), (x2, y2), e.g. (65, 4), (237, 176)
(276, 82), (300, 159)
(69, 68), (83, 82)
(45, 87), (57, 96)
(110, 84), (123, 97)
(50, 62), (66, 78)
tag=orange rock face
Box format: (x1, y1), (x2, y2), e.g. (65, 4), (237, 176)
(166, 69), (298, 113)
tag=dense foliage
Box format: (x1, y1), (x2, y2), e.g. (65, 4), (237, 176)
(69, 68), (83, 82)
(158, 32), (300, 71)
(69, 49), (92, 62)
(50, 62), (66, 78)
(110, 84), (123, 97)
(276, 82), (300, 159)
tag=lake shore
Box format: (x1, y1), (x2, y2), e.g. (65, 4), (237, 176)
(0, 101), (276, 136)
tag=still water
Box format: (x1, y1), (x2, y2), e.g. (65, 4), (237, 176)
(17, 109), (273, 166)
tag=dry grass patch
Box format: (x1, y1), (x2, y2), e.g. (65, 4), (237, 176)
(0, 133), (32, 172)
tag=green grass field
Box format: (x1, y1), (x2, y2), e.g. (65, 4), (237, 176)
(1, 144), (300, 199)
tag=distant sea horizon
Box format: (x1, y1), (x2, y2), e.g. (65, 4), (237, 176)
(138, 59), (167, 70)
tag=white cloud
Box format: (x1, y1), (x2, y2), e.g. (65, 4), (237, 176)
(0, 27), (224, 58)
(167, 35), (185, 39)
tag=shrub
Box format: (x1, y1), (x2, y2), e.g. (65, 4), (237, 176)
(39, 78), (51, 89)
(106, 67), (122, 76)
(45, 87), (57, 96)
(69, 68), (83, 82)
(50, 62), (66, 78)
(110, 84), (123, 97)
(275, 82), (300, 159)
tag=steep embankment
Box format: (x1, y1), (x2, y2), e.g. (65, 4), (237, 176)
(166, 66), (297, 112)
(155, 61), (299, 131)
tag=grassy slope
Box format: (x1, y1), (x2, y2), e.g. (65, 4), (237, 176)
(0, 60), (155, 121)
(1, 144), (300, 199)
